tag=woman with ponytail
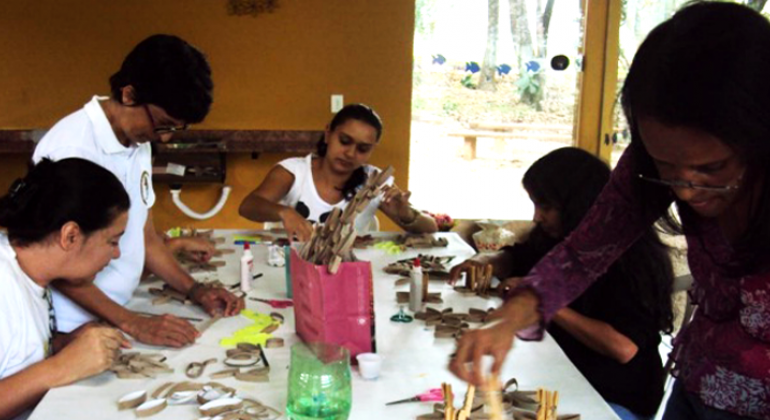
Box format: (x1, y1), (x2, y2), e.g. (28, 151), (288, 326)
(0, 158), (130, 420)
(240, 104), (437, 240)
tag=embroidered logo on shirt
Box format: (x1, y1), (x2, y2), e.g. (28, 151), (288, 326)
(140, 170), (151, 205)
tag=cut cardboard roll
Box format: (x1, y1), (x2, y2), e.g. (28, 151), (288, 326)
(135, 398), (167, 417)
(199, 397), (244, 417)
(117, 390), (147, 410)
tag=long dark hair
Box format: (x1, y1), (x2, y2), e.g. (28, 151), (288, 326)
(523, 148), (674, 333)
(621, 1), (770, 276)
(0, 159), (130, 246)
(316, 103), (383, 200)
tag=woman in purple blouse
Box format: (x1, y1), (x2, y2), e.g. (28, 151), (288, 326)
(451, 3), (770, 419)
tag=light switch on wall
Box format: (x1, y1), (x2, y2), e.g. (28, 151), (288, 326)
(331, 94), (344, 113)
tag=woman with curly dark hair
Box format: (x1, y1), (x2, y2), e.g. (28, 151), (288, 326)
(239, 104), (437, 239)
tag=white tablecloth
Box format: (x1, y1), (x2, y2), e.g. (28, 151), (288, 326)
(29, 231), (619, 420)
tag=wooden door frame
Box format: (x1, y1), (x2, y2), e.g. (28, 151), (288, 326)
(575, 0), (622, 164)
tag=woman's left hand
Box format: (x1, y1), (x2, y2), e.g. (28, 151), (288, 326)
(169, 236), (215, 263)
(190, 285), (244, 317)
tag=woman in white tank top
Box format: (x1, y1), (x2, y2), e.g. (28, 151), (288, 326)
(239, 104), (437, 240)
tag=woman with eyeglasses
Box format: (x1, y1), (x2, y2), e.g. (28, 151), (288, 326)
(451, 3), (770, 419)
(239, 104), (438, 240)
(450, 148), (674, 420)
(0, 159), (130, 420)
(32, 34), (243, 350)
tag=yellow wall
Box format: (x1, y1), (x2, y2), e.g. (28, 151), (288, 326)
(0, 0), (415, 231)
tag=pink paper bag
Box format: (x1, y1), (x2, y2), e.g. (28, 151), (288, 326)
(290, 249), (376, 359)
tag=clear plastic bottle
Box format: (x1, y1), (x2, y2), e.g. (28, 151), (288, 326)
(408, 258), (423, 313)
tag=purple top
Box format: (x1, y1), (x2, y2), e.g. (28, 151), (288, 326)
(513, 146), (770, 419)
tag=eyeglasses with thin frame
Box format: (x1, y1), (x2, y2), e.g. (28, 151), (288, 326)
(142, 104), (189, 135)
(637, 173), (741, 193)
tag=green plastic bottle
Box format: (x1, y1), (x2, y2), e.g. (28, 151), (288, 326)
(286, 343), (352, 420)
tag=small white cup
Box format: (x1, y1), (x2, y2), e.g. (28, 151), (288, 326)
(356, 353), (382, 380)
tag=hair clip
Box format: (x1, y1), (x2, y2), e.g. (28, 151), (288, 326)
(8, 178), (26, 199)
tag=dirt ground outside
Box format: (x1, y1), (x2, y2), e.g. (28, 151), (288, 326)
(408, 119), (572, 221)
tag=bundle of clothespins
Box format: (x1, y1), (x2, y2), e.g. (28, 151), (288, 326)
(453, 263), (497, 297)
(535, 389), (559, 420)
(299, 166), (394, 274)
(418, 378), (579, 420)
(416, 378), (504, 420)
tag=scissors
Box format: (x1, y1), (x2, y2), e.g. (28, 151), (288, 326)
(385, 388), (444, 405)
(185, 357), (217, 379)
(249, 297), (293, 309)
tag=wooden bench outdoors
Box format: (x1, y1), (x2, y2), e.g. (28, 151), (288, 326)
(448, 122), (573, 160)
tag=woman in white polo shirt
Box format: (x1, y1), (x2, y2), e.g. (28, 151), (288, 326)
(239, 104), (438, 240)
(0, 159), (129, 420)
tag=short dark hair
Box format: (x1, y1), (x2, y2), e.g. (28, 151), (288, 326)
(109, 34), (213, 123)
(621, 1), (770, 275)
(0, 159), (130, 246)
(522, 147), (674, 333)
(316, 104), (384, 200)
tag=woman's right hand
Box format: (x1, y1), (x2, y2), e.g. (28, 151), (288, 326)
(279, 207), (313, 242)
(52, 326), (126, 385)
(448, 291), (541, 386)
(448, 255), (493, 285)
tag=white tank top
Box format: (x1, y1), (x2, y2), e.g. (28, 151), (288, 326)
(277, 154), (392, 233)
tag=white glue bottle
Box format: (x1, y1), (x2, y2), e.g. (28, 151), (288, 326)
(409, 257), (423, 313)
(240, 243), (254, 293)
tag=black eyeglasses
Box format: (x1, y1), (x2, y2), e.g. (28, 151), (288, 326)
(142, 104), (189, 134)
(637, 174), (741, 193)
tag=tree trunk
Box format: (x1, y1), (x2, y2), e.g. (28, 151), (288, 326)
(478, 0), (500, 91)
(509, 0), (532, 71)
(541, 0), (556, 58)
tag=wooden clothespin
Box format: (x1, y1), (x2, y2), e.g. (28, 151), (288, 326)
(456, 384), (475, 420)
(443, 383), (454, 420)
(484, 375), (504, 420)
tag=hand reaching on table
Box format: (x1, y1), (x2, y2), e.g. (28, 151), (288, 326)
(50, 326), (127, 386)
(168, 236), (215, 263)
(52, 321), (131, 354)
(449, 290), (541, 387)
(190, 284), (244, 317)
(278, 207), (313, 242)
(122, 313), (200, 348)
(448, 254), (494, 285)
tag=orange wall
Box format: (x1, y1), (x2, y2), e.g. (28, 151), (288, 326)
(0, 0), (415, 231)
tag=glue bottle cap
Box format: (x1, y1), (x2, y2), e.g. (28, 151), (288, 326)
(244, 242), (251, 251)
(413, 257), (421, 268)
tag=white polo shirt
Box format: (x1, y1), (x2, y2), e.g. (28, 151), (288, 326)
(0, 234), (51, 420)
(32, 96), (155, 333)
(278, 154), (393, 233)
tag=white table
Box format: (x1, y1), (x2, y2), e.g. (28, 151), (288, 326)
(30, 231), (619, 420)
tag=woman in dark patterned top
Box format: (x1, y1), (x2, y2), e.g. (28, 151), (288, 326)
(451, 148), (674, 420)
(451, 3), (770, 419)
